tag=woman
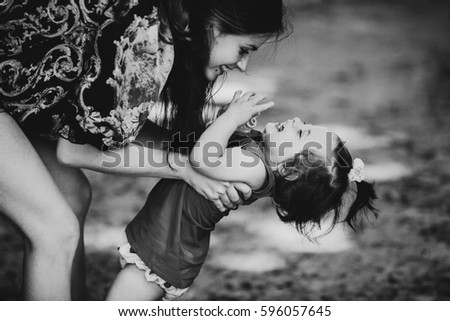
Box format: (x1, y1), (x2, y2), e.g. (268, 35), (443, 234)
(0, 0), (288, 300)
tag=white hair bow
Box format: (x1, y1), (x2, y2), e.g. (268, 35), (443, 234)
(348, 158), (365, 182)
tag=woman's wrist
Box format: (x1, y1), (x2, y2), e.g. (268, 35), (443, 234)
(167, 151), (190, 180)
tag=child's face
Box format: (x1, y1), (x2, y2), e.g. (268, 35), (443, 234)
(263, 117), (337, 165)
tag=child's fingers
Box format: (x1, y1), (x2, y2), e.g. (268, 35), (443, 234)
(249, 93), (268, 103)
(255, 101), (274, 113)
(232, 90), (243, 101)
(241, 91), (257, 101)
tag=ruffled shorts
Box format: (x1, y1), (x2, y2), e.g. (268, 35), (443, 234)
(118, 233), (188, 301)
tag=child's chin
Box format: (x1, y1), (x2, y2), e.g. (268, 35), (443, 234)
(204, 69), (220, 81)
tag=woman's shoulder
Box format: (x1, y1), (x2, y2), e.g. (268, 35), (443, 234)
(73, 3), (175, 148)
(0, 0), (173, 148)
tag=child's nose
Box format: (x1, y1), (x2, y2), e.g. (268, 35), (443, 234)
(291, 117), (304, 129)
(293, 117), (303, 124)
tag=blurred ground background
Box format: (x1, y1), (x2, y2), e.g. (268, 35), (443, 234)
(1, 0), (450, 300)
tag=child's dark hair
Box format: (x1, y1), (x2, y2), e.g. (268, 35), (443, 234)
(272, 138), (378, 235)
(158, 0), (289, 151)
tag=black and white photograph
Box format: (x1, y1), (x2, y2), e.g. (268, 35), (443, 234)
(0, 0), (449, 308)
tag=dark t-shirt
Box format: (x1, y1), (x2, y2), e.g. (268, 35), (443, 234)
(125, 130), (275, 288)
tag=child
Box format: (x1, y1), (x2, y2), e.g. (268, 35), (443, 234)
(105, 91), (378, 300)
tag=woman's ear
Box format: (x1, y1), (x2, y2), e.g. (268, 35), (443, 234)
(206, 23), (221, 37)
(276, 162), (300, 181)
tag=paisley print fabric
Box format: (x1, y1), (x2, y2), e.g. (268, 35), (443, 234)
(0, 0), (174, 148)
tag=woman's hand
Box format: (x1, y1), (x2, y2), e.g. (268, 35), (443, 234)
(223, 90), (274, 127)
(188, 173), (250, 212)
(176, 153), (252, 211)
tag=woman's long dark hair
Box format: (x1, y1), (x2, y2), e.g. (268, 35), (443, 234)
(158, 0), (289, 151)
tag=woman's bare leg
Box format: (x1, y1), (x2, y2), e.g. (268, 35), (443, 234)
(106, 265), (165, 301)
(0, 113), (79, 300)
(29, 136), (92, 300)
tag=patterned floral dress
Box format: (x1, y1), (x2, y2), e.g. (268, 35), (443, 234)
(0, 0), (174, 149)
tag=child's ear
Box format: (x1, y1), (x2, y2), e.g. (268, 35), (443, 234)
(276, 162), (300, 181)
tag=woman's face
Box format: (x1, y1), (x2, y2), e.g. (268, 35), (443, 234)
(205, 28), (269, 81)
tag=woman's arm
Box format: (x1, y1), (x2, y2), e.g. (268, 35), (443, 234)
(56, 120), (251, 211)
(57, 120), (180, 178)
(57, 137), (179, 178)
(190, 91), (274, 190)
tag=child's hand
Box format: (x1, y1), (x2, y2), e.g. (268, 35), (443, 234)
(223, 90), (274, 127)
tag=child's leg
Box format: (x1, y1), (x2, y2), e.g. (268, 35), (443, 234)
(106, 264), (165, 301)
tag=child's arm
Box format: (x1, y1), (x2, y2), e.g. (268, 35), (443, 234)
(190, 91), (274, 190)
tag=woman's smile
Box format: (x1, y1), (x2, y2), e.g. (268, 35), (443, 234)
(204, 29), (269, 81)
(216, 64), (235, 77)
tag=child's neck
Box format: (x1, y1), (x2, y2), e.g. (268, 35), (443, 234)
(261, 142), (278, 171)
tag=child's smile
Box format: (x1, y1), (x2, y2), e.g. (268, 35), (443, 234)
(263, 118), (337, 164)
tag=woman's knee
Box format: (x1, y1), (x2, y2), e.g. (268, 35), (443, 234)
(26, 207), (80, 257)
(27, 136), (93, 223)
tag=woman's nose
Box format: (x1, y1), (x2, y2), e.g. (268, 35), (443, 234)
(237, 56), (249, 72)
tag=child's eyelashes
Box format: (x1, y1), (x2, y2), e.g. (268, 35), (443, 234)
(298, 129), (311, 138)
(276, 122), (286, 131)
(239, 48), (250, 56)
